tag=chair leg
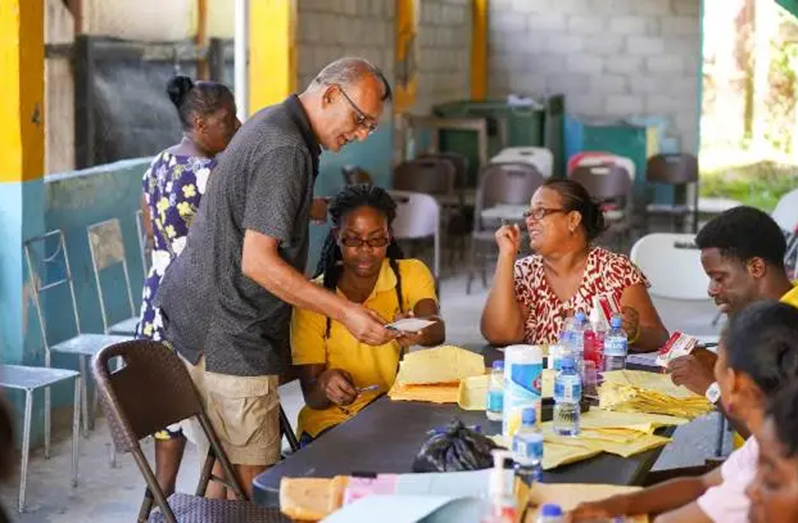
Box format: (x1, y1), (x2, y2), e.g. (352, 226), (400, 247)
(18, 390), (33, 513)
(466, 238), (476, 295)
(279, 405), (300, 453)
(44, 386), (51, 460)
(196, 448), (216, 496)
(72, 377), (81, 487)
(78, 356), (90, 436)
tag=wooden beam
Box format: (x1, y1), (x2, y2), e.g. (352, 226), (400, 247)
(248, 0), (296, 113)
(471, 0), (488, 100)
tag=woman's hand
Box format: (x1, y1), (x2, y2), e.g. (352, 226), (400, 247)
(495, 224), (522, 257)
(620, 305), (640, 343)
(392, 310), (426, 349)
(318, 369), (358, 406)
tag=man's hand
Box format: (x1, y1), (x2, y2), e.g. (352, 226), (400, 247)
(620, 305), (640, 342)
(567, 496), (629, 522)
(340, 304), (398, 346)
(318, 369), (357, 406)
(310, 197), (330, 224)
(667, 351), (716, 396)
(495, 224), (522, 257)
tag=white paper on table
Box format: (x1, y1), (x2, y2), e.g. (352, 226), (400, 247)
(386, 318), (437, 332)
(322, 495), (489, 523)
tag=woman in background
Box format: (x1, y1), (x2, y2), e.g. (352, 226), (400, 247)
(137, 75), (239, 497)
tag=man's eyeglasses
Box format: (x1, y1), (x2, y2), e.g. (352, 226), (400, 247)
(340, 236), (390, 248)
(337, 85), (378, 134)
(522, 207), (568, 221)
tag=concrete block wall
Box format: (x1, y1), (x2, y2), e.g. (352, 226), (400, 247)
(488, 0), (701, 151)
(414, 0), (472, 113)
(296, 0), (396, 106)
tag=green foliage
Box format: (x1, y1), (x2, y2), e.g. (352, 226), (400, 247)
(700, 161), (798, 211)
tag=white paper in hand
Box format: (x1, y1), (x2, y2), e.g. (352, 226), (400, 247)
(385, 318), (435, 332)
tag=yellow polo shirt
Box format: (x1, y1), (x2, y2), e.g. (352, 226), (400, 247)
(780, 283), (798, 308)
(291, 258), (437, 437)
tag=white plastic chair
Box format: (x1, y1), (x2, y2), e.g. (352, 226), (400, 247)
(87, 218), (138, 336)
(490, 147), (554, 179)
(772, 188), (798, 279)
(389, 190), (440, 280)
(629, 233), (710, 300)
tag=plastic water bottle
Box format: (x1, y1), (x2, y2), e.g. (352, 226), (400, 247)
(553, 357), (581, 436)
(572, 311), (587, 368)
(604, 316), (628, 372)
(586, 302), (606, 371)
(554, 316), (576, 371)
(487, 360), (505, 422)
(537, 504), (564, 523)
(512, 407), (543, 486)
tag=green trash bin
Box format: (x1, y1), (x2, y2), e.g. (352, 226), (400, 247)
(432, 96), (564, 187)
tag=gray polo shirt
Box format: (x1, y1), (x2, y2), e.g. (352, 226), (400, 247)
(157, 95), (321, 376)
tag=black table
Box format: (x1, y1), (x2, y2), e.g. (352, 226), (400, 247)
(253, 346), (675, 508)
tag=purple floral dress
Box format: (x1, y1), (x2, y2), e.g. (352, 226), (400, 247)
(135, 151), (215, 341)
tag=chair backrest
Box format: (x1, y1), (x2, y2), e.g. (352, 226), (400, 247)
(771, 188), (798, 233)
(419, 152), (469, 189)
(569, 152), (636, 181)
(569, 164), (632, 203)
(646, 153), (698, 185)
(341, 165), (374, 186)
(87, 218), (135, 332)
(24, 229), (83, 348)
(393, 157), (456, 196)
(135, 209), (152, 276)
(477, 162), (545, 215)
(630, 233), (711, 300)
(92, 340), (203, 452)
(92, 340), (247, 520)
(389, 190), (440, 278)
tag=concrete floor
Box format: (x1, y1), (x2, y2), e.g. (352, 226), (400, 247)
(0, 260), (729, 522)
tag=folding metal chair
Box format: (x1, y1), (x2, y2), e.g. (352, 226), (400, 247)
(0, 365), (81, 512)
(92, 340), (287, 523)
(88, 218), (139, 336)
(24, 229), (130, 436)
(135, 209), (152, 276)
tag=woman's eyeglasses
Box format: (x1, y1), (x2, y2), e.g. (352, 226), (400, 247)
(340, 237), (390, 248)
(522, 207), (568, 221)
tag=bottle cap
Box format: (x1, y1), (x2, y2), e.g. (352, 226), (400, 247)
(610, 316), (622, 328)
(541, 503), (563, 517)
(574, 311), (586, 323)
(560, 357), (576, 370)
(492, 360), (505, 371)
(521, 407), (536, 426)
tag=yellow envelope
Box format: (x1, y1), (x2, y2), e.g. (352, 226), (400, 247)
(524, 483), (648, 523)
(396, 345), (485, 385)
(387, 381), (459, 404)
(602, 370), (698, 399)
(458, 373), (490, 410)
(542, 441), (602, 470)
(571, 408), (689, 433)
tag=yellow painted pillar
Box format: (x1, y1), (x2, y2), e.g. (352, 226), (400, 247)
(0, 0), (46, 364)
(471, 0), (487, 101)
(0, 0), (45, 183)
(248, 0), (297, 114)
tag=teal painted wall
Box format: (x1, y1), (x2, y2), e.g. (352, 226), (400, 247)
(4, 124), (393, 449)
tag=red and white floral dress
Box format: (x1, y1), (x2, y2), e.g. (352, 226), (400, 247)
(513, 247), (649, 345)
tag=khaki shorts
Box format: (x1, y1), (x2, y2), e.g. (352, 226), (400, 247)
(181, 355), (281, 466)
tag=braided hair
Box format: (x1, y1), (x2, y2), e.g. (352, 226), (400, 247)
(315, 184), (405, 337)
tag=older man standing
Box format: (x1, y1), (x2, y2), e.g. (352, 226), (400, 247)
(157, 58), (397, 497)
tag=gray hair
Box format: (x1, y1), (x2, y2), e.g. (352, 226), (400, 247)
(310, 57), (392, 102)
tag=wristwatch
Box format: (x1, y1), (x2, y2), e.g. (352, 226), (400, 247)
(705, 382), (721, 405)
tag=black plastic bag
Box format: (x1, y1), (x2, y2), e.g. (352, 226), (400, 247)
(411, 419), (500, 473)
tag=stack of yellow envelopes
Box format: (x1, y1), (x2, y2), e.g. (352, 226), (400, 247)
(598, 370), (713, 419)
(388, 346), (486, 404)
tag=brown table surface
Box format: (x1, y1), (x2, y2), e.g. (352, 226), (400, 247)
(252, 345), (675, 508)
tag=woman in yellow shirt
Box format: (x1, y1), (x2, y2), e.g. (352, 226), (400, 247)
(291, 184), (445, 444)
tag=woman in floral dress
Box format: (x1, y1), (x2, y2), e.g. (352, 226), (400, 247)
(137, 75), (239, 497)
